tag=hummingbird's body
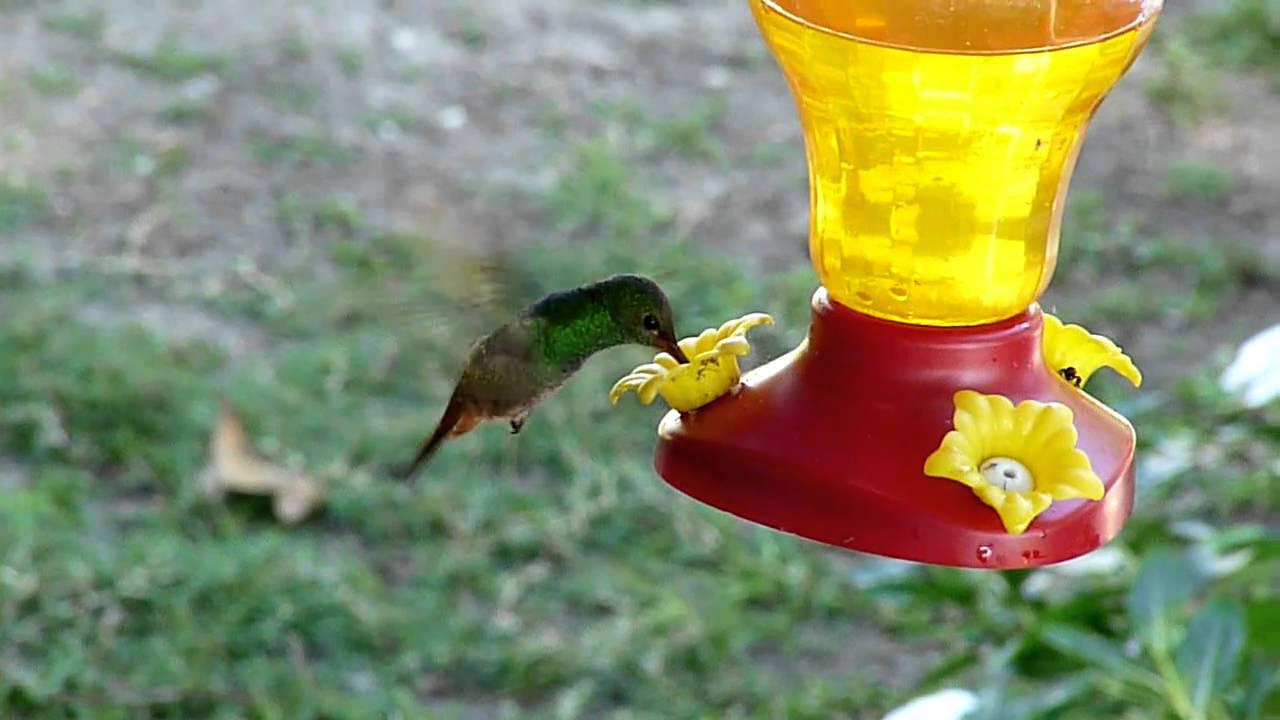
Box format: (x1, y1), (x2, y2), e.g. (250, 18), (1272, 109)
(401, 274), (686, 478)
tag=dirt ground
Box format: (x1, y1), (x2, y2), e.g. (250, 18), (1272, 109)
(3, 1), (1278, 386)
(0, 0), (1275, 425)
(1, 6), (1274, 248)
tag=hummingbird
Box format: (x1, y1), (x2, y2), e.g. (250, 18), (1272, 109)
(399, 273), (688, 479)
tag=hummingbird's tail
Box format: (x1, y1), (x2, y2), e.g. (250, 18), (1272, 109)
(399, 395), (474, 481)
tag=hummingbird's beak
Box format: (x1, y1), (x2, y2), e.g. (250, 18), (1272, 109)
(657, 333), (689, 364)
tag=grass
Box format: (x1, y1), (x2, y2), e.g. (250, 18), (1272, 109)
(2, 4), (1279, 716)
(111, 140), (189, 179)
(276, 193), (364, 242)
(28, 65), (82, 97)
(1165, 162), (1234, 201)
(1192, 0), (1280, 82)
(281, 31), (312, 63)
(361, 107), (423, 135)
(0, 178), (48, 232)
(544, 137), (672, 242)
(0, 221), (891, 718)
(1, 132), (1277, 719)
(1050, 189), (1278, 327)
(159, 99), (213, 125)
(454, 14), (489, 50)
(250, 133), (351, 165)
(264, 81), (319, 113)
(115, 37), (228, 83)
(587, 97), (729, 162)
(650, 97), (728, 161)
(1146, 34), (1226, 125)
(41, 10), (105, 42)
(335, 48), (363, 77)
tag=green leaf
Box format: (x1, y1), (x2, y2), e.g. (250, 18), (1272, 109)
(1237, 536), (1280, 562)
(1207, 524), (1280, 560)
(1245, 600), (1280, 658)
(967, 678), (1093, 720)
(917, 648), (981, 689)
(1127, 547), (1202, 649)
(1175, 597), (1246, 717)
(1238, 662), (1280, 720)
(1040, 624), (1157, 687)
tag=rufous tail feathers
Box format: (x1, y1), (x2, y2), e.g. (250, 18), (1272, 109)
(398, 394), (480, 480)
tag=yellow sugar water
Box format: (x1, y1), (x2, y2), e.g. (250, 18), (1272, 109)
(753, 0), (1159, 325)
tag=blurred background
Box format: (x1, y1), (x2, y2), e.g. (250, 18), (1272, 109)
(1, 0), (1278, 718)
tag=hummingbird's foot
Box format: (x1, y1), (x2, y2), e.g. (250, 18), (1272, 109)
(509, 414), (528, 434)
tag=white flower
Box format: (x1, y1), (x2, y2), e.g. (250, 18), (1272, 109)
(883, 688), (979, 720)
(1220, 323), (1280, 408)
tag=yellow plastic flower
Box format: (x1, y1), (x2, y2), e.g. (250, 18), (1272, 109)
(924, 390), (1105, 535)
(609, 313), (774, 412)
(1042, 312), (1142, 390)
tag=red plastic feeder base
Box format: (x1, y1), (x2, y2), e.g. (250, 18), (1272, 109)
(654, 289), (1136, 569)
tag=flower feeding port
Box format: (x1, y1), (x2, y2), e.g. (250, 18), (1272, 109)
(615, 0), (1164, 569)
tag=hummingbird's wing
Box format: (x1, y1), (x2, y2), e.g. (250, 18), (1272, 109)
(331, 234), (548, 354)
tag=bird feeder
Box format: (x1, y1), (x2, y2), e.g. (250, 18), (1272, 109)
(635, 0), (1163, 568)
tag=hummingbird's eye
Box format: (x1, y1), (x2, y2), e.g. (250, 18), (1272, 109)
(642, 313), (661, 332)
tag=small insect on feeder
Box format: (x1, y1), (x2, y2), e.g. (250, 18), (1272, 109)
(612, 0), (1162, 568)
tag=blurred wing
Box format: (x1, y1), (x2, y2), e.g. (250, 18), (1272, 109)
(332, 235), (548, 348)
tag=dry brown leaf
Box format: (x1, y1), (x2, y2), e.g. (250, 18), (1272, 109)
(272, 475), (326, 525)
(199, 405), (325, 524)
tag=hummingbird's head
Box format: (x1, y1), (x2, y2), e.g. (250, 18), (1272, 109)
(598, 274), (688, 363)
